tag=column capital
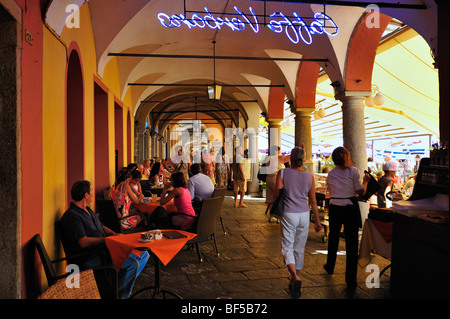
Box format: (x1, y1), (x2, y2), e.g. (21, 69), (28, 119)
(335, 90), (371, 102)
(267, 118), (283, 126)
(291, 107), (315, 115)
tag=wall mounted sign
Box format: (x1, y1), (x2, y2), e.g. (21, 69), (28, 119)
(157, 6), (338, 45)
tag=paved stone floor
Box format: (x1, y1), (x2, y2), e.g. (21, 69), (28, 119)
(132, 194), (392, 300)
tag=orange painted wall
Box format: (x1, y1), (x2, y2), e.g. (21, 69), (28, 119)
(18, 0), (44, 298)
(345, 13), (392, 91)
(296, 61), (321, 108)
(267, 84), (285, 119)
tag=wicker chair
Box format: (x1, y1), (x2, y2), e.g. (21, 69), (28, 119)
(38, 269), (101, 299)
(33, 234), (118, 299)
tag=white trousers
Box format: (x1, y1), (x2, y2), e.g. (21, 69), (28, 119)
(280, 212), (310, 270)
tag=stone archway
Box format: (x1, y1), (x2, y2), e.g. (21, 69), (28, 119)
(66, 47), (85, 202)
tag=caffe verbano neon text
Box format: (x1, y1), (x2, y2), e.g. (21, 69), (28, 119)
(157, 6), (338, 45)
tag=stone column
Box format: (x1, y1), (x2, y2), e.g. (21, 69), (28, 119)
(292, 107), (315, 172)
(337, 90), (371, 222)
(134, 125), (145, 163)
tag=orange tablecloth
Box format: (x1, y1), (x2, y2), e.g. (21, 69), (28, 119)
(105, 230), (196, 270)
(133, 200), (177, 215)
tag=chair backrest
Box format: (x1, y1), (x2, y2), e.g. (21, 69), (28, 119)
(55, 221), (74, 259)
(96, 199), (122, 233)
(102, 188), (111, 200)
(38, 269), (101, 299)
(33, 234), (59, 287)
(212, 188), (226, 217)
(196, 196), (224, 237)
(139, 179), (150, 191)
(212, 187), (227, 198)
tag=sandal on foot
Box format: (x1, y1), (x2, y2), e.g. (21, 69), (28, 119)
(289, 280), (302, 299)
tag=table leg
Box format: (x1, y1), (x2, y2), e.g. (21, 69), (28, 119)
(130, 252), (183, 299)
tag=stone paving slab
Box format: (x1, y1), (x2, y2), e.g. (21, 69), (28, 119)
(132, 195), (392, 300)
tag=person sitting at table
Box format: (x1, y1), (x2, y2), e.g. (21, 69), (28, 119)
(130, 169), (145, 200)
(148, 162), (164, 187)
(136, 163), (147, 180)
(188, 163), (214, 214)
(403, 171), (417, 198)
(127, 162), (138, 171)
(142, 158), (151, 179)
(160, 171), (197, 230)
(376, 161), (398, 208)
(162, 146), (191, 182)
(60, 180), (150, 298)
(202, 163), (216, 186)
(111, 168), (150, 231)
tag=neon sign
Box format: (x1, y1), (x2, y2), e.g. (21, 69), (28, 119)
(157, 6), (338, 45)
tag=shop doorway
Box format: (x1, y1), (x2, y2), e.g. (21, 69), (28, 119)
(94, 82), (110, 196)
(66, 49), (84, 200)
(114, 101), (124, 174)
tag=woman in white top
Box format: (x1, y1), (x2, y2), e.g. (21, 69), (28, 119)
(324, 147), (369, 290)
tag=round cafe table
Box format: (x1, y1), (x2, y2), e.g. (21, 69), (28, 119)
(105, 230), (196, 299)
(133, 198), (177, 215)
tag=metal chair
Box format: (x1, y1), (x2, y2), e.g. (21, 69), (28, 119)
(212, 187), (227, 234)
(184, 196), (224, 262)
(96, 199), (148, 234)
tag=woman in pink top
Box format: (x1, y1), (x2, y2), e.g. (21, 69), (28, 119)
(160, 172), (196, 230)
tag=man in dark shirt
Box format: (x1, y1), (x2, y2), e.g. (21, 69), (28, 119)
(60, 180), (149, 298)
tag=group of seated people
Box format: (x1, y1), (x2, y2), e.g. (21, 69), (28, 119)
(137, 146), (230, 189)
(58, 161), (220, 298)
(107, 161), (217, 232)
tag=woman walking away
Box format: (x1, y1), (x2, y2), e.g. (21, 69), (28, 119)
(275, 147), (322, 298)
(324, 146), (370, 291)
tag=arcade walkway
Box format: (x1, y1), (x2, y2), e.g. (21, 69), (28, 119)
(132, 193), (391, 299)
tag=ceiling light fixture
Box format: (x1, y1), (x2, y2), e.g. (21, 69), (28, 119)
(364, 84), (385, 107)
(208, 40), (222, 100)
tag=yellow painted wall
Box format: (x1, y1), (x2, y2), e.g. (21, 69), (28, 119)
(42, 27), (68, 271)
(41, 3), (135, 281)
(61, 3), (97, 187)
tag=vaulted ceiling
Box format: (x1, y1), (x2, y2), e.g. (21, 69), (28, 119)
(44, 0), (439, 137)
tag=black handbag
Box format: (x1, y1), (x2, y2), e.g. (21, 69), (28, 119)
(257, 163), (267, 182)
(269, 169), (285, 218)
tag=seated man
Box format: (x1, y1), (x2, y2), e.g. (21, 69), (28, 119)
(60, 180), (149, 298)
(188, 163), (214, 213)
(376, 161), (398, 208)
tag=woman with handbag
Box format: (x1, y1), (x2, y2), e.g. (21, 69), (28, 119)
(324, 146), (370, 291)
(264, 146), (291, 222)
(274, 147), (323, 298)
